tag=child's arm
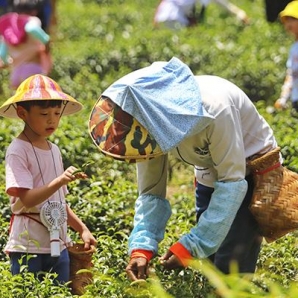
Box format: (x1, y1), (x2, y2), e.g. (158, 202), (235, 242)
(274, 69), (292, 109)
(0, 39), (10, 66)
(24, 16), (50, 44)
(10, 166), (86, 208)
(67, 205), (97, 249)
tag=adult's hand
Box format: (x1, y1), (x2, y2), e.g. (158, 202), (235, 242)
(159, 250), (184, 270)
(126, 257), (149, 281)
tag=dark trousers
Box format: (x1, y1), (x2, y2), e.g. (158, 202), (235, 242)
(10, 248), (70, 283)
(195, 175), (262, 274)
(264, 0), (291, 22)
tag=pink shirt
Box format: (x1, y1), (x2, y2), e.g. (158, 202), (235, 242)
(4, 138), (71, 254)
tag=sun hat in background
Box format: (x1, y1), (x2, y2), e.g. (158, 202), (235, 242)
(89, 96), (164, 163)
(0, 74), (83, 118)
(279, 1), (298, 22)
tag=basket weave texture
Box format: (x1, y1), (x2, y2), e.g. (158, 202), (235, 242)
(247, 147), (298, 242)
(68, 243), (96, 295)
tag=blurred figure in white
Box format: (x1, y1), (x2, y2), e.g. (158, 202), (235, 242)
(154, 0), (198, 29)
(154, 0), (249, 29)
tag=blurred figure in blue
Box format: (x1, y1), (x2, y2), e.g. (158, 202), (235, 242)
(274, 1), (298, 113)
(0, 0), (9, 16)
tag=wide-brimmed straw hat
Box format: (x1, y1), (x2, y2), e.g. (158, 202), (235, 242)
(0, 74), (83, 118)
(89, 96), (164, 163)
(280, 1), (298, 22)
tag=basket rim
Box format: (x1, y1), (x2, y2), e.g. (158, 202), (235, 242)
(68, 243), (96, 255)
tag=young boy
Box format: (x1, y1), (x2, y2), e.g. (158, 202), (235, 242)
(274, 1), (298, 112)
(0, 74), (97, 284)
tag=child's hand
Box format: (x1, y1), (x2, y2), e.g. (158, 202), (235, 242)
(0, 59), (8, 69)
(0, 56), (12, 69)
(60, 166), (88, 185)
(274, 98), (287, 110)
(81, 228), (97, 250)
(72, 169), (88, 179)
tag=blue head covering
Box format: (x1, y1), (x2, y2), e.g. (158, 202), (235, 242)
(102, 57), (214, 152)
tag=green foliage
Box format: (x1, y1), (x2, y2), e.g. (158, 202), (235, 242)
(256, 101), (298, 171)
(1, 0), (298, 296)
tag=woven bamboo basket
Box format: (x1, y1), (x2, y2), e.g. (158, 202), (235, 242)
(247, 147), (298, 242)
(68, 243), (96, 295)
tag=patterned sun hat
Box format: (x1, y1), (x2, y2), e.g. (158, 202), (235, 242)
(0, 74), (83, 118)
(89, 96), (164, 163)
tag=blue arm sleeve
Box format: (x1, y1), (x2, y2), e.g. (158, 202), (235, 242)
(179, 179), (248, 258)
(25, 20), (50, 44)
(0, 41), (9, 63)
(128, 194), (172, 256)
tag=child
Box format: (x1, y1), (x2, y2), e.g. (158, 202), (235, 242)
(0, 1), (52, 89)
(154, 0), (199, 29)
(153, 0), (248, 30)
(0, 0), (9, 16)
(0, 74), (97, 284)
(274, 1), (298, 112)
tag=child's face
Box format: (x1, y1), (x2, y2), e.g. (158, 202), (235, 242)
(19, 105), (62, 137)
(283, 16), (298, 39)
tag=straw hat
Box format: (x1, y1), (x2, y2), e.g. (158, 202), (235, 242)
(89, 96), (164, 163)
(0, 74), (83, 118)
(280, 1), (298, 22)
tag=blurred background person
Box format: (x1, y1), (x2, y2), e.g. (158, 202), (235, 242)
(0, 0), (52, 90)
(154, 0), (199, 29)
(274, 1), (298, 113)
(0, 0), (10, 16)
(201, 0), (249, 24)
(5, 0), (57, 33)
(44, 0), (57, 36)
(154, 0), (249, 30)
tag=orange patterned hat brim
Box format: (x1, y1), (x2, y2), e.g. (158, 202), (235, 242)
(0, 74), (82, 118)
(89, 96), (164, 163)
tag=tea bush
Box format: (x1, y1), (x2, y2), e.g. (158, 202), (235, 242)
(0, 0), (298, 297)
